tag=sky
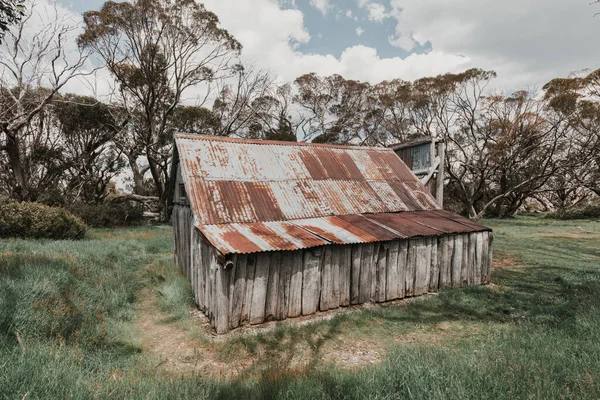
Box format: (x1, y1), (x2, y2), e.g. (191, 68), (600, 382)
(51, 0), (600, 95)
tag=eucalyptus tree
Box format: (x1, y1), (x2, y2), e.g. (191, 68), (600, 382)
(0, 1), (92, 200)
(294, 73), (369, 144)
(78, 0), (241, 217)
(54, 94), (126, 204)
(544, 69), (600, 200)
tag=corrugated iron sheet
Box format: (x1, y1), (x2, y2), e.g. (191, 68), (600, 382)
(200, 210), (490, 255)
(176, 134), (439, 226)
(175, 134), (490, 255)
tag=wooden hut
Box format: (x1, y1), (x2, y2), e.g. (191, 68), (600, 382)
(172, 134), (492, 334)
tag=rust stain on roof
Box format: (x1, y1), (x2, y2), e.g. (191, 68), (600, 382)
(199, 211), (491, 255)
(175, 134), (490, 255)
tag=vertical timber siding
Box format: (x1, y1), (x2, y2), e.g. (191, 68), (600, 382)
(173, 226), (493, 334)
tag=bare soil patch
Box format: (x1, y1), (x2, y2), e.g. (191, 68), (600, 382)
(135, 289), (253, 378)
(493, 257), (521, 270)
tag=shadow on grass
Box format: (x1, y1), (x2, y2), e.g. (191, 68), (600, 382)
(215, 257), (600, 380)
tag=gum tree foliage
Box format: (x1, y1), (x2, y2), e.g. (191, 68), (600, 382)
(294, 73), (369, 144)
(78, 0), (241, 218)
(53, 94), (126, 204)
(0, 91), (124, 204)
(543, 70), (600, 199)
(0, 0), (25, 42)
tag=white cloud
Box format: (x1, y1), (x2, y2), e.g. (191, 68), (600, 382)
(367, 3), (388, 22)
(387, 0), (600, 90)
(356, 27), (365, 36)
(201, 0), (470, 84)
(11, 0), (594, 104)
(309, 0), (331, 15)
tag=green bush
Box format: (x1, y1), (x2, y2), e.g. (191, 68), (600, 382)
(546, 204), (600, 220)
(0, 197), (86, 240)
(68, 202), (144, 228)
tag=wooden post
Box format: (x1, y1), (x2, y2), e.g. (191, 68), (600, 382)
(436, 141), (445, 208)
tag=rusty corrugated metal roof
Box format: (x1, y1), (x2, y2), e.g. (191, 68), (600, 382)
(175, 134), (489, 255)
(200, 211), (490, 255)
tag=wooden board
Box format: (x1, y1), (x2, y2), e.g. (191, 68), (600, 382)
(474, 232), (484, 285)
(215, 266), (230, 334)
(302, 247), (322, 315)
(451, 235), (463, 288)
(437, 236), (450, 290)
(288, 251), (303, 317)
(265, 252), (281, 321)
(385, 241), (401, 301)
(190, 227), (198, 307)
(370, 243), (380, 301)
(414, 238), (431, 296)
(375, 243), (388, 303)
(330, 246), (341, 309)
(350, 245), (362, 305)
(250, 253), (270, 325)
(339, 245), (352, 307)
(358, 243), (375, 303)
(467, 233), (477, 285)
(397, 240), (407, 299)
(240, 255), (256, 325)
(486, 232), (494, 283)
(229, 255), (247, 329)
(429, 237), (439, 292)
(202, 241), (210, 314)
(461, 234), (469, 287)
(406, 239), (417, 296)
(319, 246), (333, 311)
(276, 251), (292, 320)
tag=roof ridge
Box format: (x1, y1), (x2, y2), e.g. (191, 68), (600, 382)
(174, 133), (391, 152)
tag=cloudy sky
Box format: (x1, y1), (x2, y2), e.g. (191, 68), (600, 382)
(56, 0), (600, 93)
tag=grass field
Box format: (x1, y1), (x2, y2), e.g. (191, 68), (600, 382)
(1, 216), (599, 399)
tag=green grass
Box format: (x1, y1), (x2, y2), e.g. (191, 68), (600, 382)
(1, 216), (599, 399)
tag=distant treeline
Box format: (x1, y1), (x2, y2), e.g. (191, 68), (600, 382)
(1, 0), (598, 220)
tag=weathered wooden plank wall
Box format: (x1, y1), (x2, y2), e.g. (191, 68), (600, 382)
(173, 224), (493, 334)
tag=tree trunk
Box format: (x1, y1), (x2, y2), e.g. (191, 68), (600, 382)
(128, 155), (146, 196)
(147, 152), (169, 221)
(3, 128), (28, 200)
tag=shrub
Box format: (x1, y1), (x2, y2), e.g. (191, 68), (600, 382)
(0, 197), (86, 240)
(546, 204), (600, 220)
(68, 202), (145, 228)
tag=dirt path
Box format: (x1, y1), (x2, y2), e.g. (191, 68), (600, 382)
(135, 289), (252, 378)
(135, 289), (389, 377)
